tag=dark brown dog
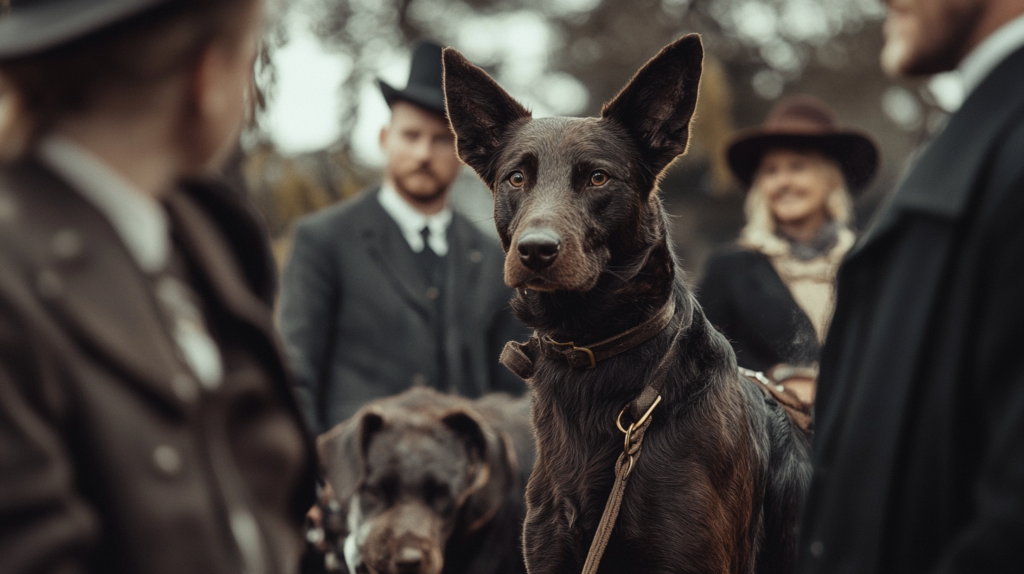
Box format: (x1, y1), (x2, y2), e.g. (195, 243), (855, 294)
(316, 388), (534, 574)
(443, 35), (811, 574)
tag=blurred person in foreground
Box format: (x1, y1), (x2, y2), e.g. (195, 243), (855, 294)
(277, 41), (525, 435)
(798, 0), (1024, 572)
(0, 1), (316, 573)
(698, 95), (878, 402)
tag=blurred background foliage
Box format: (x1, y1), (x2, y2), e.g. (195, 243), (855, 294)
(245, 0), (948, 277)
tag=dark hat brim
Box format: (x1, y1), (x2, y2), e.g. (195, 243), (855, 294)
(378, 78), (447, 118)
(0, 0), (169, 59)
(726, 130), (880, 194)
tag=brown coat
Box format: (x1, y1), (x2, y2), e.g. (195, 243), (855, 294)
(0, 160), (317, 574)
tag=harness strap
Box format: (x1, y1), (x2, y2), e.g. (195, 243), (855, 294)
(500, 300), (676, 379)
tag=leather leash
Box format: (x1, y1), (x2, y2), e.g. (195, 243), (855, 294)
(581, 309), (686, 574)
(500, 300), (676, 379)
(498, 299), (684, 574)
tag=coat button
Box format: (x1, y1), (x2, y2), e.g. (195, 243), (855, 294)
(0, 191), (17, 221)
(152, 445), (183, 476)
(171, 373), (199, 404)
(469, 250), (482, 263)
(35, 269), (63, 299)
(426, 287), (440, 300)
(810, 540), (825, 557)
(51, 229), (83, 260)
(411, 373), (427, 387)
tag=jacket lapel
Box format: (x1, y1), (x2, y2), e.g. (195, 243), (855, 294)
(163, 190), (272, 335)
(16, 163), (184, 405)
(360, 191), (433, 317)
(848, 45), (1024, 262)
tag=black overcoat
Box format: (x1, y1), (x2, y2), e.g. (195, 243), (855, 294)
(698, 246), (819, 371)
(798, 46), (1024, 574)
(277, 187), (526, 434)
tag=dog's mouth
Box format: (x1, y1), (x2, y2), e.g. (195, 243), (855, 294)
(522, 276), (560, 292)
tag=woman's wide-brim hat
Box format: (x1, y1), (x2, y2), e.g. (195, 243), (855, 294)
(726, 94), (880, 193)
(0, 0), (169, 59)
(378, 40), (447, 118)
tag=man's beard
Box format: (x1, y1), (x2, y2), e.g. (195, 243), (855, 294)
(881, 5), (983, 77)
(393, 166), (451, 205)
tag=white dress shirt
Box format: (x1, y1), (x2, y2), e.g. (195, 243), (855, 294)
(377, 183), (453, 256)
(958, 12), (1024, 99)
(38, 134), (223, 389)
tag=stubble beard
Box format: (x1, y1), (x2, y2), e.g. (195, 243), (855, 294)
(881, 3), (984, 77)
(393, 166), (451, 207)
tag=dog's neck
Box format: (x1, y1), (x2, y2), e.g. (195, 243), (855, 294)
(510, 201), (687, 344)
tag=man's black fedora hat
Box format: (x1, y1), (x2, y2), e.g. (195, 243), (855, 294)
(0, 0), (169, 59)
(377, 40), (447, 117)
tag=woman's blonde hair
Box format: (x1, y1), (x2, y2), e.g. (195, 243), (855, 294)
(0, 0), (256, 161)
(738, 149), (853, 255)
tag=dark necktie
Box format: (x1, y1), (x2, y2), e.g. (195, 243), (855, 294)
(418, 226), (442, 285)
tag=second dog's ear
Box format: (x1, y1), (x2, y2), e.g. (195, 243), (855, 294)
(317, 409), (385, 502)
(441, 410), (516, 533)
(443, 47), (532, 186)
(601, 34), (704, 177)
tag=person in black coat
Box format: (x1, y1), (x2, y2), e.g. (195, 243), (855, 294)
(698, 96), (879, 386)
(277, 42), (526, 434)
(797, 1), (1024, 573)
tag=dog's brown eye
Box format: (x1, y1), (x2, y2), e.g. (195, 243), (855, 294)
(590, 171), (609, 186)
(508, 171), (525, 187)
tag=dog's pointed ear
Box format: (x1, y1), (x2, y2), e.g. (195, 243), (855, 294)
(443, 47), (532, 186)
(441, 410), (516, 533)
(317, 409), (385, 503)
(601, 34), (703, 176)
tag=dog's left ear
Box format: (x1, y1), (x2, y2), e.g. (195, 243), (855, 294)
(442, 410), (516, 533)
(443, 47), (532, 186)
(601, 34), (704, 177)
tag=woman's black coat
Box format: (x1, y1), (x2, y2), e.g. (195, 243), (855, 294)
(697, 247), (819, 372)
(797, 45), (1024, 574)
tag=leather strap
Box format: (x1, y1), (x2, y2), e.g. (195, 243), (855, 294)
(500, 300), (676, 379)
(739, 367), (813, 432)
(579, 311), (686, 574)
(581, 416), (652, 574)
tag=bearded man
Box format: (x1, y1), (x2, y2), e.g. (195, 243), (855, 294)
(278, 41), (525, 434)
(799, 1), (1024, 573)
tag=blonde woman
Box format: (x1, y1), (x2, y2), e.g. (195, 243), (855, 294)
(698, 95), (878, 392)
(0, 1), (316, 572)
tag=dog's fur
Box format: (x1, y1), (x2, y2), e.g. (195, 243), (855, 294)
(443, 35), (812, 574)
(317, 388), (534, 574)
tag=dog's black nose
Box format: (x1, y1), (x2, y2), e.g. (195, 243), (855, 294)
(517, 229), (561, 270)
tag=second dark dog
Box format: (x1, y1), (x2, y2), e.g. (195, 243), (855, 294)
(443, 35), (811, 573)
(316, 388), (534, 574)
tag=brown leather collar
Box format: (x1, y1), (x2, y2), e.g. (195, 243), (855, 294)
(500, 299), (676, 380)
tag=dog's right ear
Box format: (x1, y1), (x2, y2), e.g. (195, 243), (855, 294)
(317, 409), (385, 502)
(442, 47), (532, 186)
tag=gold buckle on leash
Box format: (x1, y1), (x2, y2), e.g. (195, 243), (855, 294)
(546, 338), (598, 369)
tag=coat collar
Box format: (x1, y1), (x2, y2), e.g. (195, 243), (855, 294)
(849, 44), (1024, 260)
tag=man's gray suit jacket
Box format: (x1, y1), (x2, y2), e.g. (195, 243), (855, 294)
(278, 187), (526, 434)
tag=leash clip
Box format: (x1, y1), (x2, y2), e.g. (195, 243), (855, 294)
(616, 394), (662, 452)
